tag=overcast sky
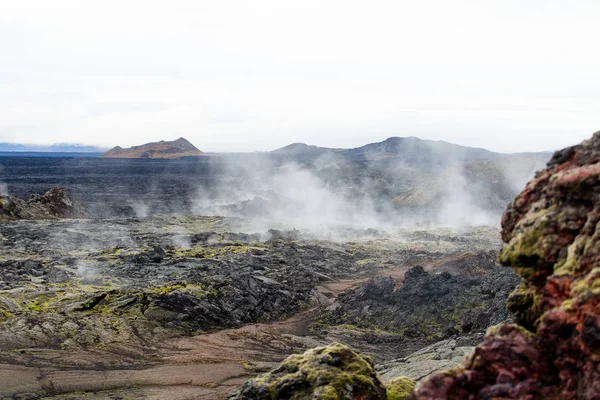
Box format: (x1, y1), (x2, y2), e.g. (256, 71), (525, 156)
(1, 1), (599, 152)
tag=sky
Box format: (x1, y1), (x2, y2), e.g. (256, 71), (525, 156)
(1, 0), (599, 153)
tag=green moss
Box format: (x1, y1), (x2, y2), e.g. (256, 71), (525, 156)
(420, 317), (441, 339)
(23, 292), (61, 312)
(485, 323), (535, 339)
(568, 268), (600, 308)
(91, 246), (138, 264)
(335, 324), (360, 330)
(241, 343), (386, 399)
(506, 281), (543, 330)
(498, 207), (556, 276)
(553, 234), (592, 276)
(150, 282), (188, 295)
(150, 281), (219, 298)
(348, 241), (387, 255)
(0, 308), (13, 323)
(110, 319), (123, 335)
(26, 299), (47, 311)
(386, 377), (417, 400)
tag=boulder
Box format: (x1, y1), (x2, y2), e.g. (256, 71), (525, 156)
(0, 187), (84, 220)
(386, 377), (417, 400)
(378, 338), (475, 382)
(413, 132), (600, 399)
(229, 343), (388, 400)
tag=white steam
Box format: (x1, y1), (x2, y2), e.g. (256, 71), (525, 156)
(0, 164), (8, 196)
(436, 165), (496, 228)
(129, 200), (150, 218)
(192, 160), (388, 234)
(188, 149), (550, 234)
(76, 260), (98, 281)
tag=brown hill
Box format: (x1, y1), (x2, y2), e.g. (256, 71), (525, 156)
(101, 137), (204, 159)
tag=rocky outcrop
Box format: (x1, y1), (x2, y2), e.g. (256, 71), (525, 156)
(319, 263), (518, 342)
(377, 338), (477, 382)
(101, 137), (204, 159)
(229, 343), (388, 400)
(0, 186), (84, 220)
(413, 132), (600, 399)
(229, 132), (600, 400)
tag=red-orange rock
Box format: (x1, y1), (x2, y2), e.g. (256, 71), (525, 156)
(413, 132), (600, 399)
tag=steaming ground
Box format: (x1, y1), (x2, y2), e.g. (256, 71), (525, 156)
(0, 148), (548, 234)
(0, 144), (549, 398)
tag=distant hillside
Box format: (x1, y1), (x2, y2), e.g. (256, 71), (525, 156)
(392, 154), (550, 211)
(0, 143), (105, 153)
(272, 136), (502, 167)
(101, 138), (204, 159)
(270, 143), (345, 163)
(271, 143), (335, 156)
(345, 137), (499, 162)
(269, 136), (552, 224)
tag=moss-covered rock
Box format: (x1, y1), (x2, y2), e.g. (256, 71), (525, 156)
(414, 131), (600, 399)
(385, 377), (416, 400)
(229, 343), (387, 400)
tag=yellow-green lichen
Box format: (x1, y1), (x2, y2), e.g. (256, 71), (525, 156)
(90, 247), (138, 264)
(570, 268), (600, 298)
(506, 281), (544, 330)
(150, 282), (188, 295)
(244, 343), (385, 399)
(0, 308), (13, 322)
(385, 376), (417, 400)
(498, 207), (556, 277)
(553, 234), (592, 276)
(485, 323), (535, 339)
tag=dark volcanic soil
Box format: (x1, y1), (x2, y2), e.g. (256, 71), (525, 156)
(0, 157), (216, 217)
(319, 263), (519, 340)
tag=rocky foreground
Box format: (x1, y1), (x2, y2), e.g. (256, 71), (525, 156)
(0, 203), (512, 399)
(0, 187), (83, 220)
(2, 134), (588, 399)
(231, 133), (600, 400)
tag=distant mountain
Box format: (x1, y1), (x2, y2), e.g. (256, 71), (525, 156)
(101, 137), (204, 159)
(47, 143), (106, 152)
(344, 137), (499, 162)
(272, 137), (501, 163)
(271, 136), (550, 169)
(0, 143), (28, 151)
(269, 136), (552, 222)
(271, 143), (335, 156)
(270, 137), (508, 176)
(0, 143), (105, 153)
(270, 143), (345, 164)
